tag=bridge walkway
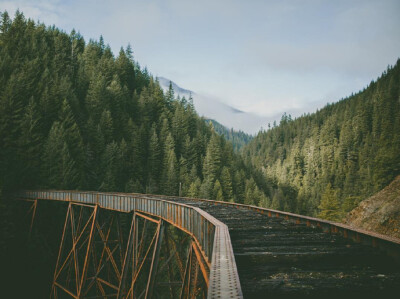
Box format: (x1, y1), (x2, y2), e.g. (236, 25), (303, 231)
(171, 198), (400, 298)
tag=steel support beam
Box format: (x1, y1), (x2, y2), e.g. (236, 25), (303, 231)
(117, 212), (136, 299)
(145, 220), (164, 299)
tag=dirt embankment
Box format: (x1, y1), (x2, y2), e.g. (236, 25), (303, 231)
(345, 175), (400, 239)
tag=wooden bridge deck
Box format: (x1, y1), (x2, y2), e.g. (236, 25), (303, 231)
(174, 199), (400, 298)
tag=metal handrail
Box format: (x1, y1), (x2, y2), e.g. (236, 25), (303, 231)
(17, 190), (243, 299)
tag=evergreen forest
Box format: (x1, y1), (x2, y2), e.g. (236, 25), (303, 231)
(206, 119), (253, 151)
(242, 61), (400, 220)
(0, 11), (268, 205)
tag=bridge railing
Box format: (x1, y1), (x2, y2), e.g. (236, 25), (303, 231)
(17, 190), (243, 299)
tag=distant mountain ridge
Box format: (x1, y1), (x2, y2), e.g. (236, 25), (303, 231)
(157, 77), (253, 150)
(206, 119), (253, 151)
(157, 77), (266, 133)
(157, 77), (193, 97)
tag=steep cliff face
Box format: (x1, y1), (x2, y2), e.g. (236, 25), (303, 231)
(345, 175), (400, 239)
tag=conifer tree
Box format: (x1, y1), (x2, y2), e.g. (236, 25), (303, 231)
(99, 142), (121, 191)
(115, 46), (135, 91)
(165, 81), (174, 110)
(148, 125), (161, 191)
(179, 156), (189, 195)
(129, 123), (144, 185)
(59, 99), (84, 186)
(188, 164), (198, 183)
(172, 104), (188, 158)
(234, 170), (246, 203)
(203, 133), (222, 183)
(18, 97), (42, 187)
(220, 167), (233, 201)
(99, 110), (114, 144)
(213, 180), (224, 201)
(318, 183), (341, 221)
(161, 133), (178, 195)
(244, 178), (257, 205)
(42, 122), (61, 187)
(61, 142), (79, 189)
(188, 178), (201, 198)
(0, 74), (24, 189)
(0, 11), (11, 34)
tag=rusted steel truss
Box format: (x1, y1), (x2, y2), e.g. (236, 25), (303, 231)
(17, 190), (244, 298)
(50, 202), (208, 298)
(20, 198), (38, 238)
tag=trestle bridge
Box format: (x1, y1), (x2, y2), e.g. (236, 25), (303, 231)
(16, 190), (400, 298)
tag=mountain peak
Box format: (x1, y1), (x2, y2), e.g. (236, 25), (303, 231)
(157, 77), (194, 96)
(157, 77), (265, 134)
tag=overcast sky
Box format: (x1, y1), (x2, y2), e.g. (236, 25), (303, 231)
(1, 0), (400, 121)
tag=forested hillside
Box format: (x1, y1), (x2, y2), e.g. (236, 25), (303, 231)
(0, 11), (268, 204)
(242, 60), (400, 220)
(346, 175), (400, 239)
(206, 119), (253, 151)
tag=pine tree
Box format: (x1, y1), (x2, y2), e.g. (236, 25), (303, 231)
(172, 105), (188, 158)
(271, 188), (284, 210)
(61, 142), (79, 189)
(199, 178), (213, 200)
(86, 74), (107, 120)
(0, 11), (11, 34)
(220, 167), (233, 201)
(118, 139), (129, 189)
(188, 164), (198, 183)
(82, 143), (97, 190)
(59, 99), (84, 186)
(165, 81), (174, 110)
(234, 170), (246, 203)
(161, 133), (178, 195)
(179, 156), (189, 196)
(202, 133), (222, 183)
(99, 142), (121, 191)
(99, 110), (114, 144)
(188, 178), (201, 198)
(258, 191), (270, 208)
(115, 46), (135, 92)
(0, 73), (24, 190)
(18, 97), (43, 187)
(213, 180), (224, 201)
(148, 125), (161, 192)
(42, 122), (76, 188)
(42, 122), (61, 187)
(244, 178), (257, 205)
(128, 123), (144, 185)
(318, 183), (341, 221)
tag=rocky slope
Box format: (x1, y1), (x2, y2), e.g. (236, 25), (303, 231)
(345, 175), (400, 239)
